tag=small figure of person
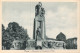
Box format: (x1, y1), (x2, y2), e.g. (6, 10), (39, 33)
(36, 27), (41, 35)
(36, 26), (42, 40)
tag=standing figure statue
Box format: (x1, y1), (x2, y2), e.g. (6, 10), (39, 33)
(40, 7), (45, 17)
(36, 26), (42, 40)
(35, 2), (42, 16)
(36, 26), (41, 36)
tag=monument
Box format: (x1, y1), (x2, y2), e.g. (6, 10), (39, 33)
(27, 2), (66, 50)
(33, 2), (46, 40)
(33, 2), (46, 49)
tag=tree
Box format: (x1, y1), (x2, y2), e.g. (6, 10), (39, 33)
(2, 22), (30, 50)
(2, 24), (5, 36)
(2, 24), (5, 49)
(6, 22), (30, 40)
(2, 24), (12, 50)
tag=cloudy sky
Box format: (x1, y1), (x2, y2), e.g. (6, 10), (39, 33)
(2, 2), (77, 39)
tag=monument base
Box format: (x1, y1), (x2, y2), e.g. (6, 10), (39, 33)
(26, 39), (66, 50)
(35, 40), (42, 49)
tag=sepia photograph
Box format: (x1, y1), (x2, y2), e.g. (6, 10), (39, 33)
(2, 2), (78, 50)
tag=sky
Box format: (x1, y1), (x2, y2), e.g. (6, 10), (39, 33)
(2, 2), (77, 39)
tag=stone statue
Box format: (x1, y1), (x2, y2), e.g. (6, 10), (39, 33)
(36, 27), (41, 36)
(34, 2), (46, 40)
(35, 2), (42, 16)
(36, 26), (42, 40)
(40, 7), (45, 17)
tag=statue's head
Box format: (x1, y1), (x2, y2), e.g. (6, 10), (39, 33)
(38, 2), (42, 7)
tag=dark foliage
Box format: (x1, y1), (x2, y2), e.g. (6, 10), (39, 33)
(2, 22), (30, 50)
(66, 37), (77, 49)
